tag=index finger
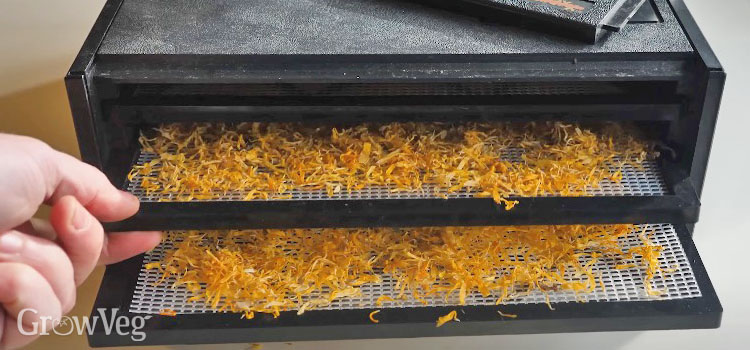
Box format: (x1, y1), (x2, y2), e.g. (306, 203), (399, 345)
(41, 149), (140, 222)
(0, 135), (139, 230)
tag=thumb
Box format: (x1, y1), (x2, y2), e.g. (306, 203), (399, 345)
(99, 231), (163, 266)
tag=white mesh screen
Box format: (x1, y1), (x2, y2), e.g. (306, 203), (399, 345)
(127, 149), (667, 202)
(129, 224), (700, 315)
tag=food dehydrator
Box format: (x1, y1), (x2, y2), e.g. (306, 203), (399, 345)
(66, 0), (724, 347)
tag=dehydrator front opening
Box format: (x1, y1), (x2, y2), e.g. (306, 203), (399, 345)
(119, 81), (675, 100)
(100, 120), (699, 231)
(103, 80), (682, 124)
(88, 223), (720, 347)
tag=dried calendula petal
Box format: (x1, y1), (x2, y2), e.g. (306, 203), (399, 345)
(133, 122), (654, 206)
(369, 310), (381, 323)
(144, 262), (161, 270)
(436, 310), (459, 327)
(153, 225), (665, 320)
(159, 309), (177, 317)
(376, 295), (394, 306)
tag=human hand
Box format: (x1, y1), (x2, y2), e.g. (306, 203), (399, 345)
(0, 134), (161, 349)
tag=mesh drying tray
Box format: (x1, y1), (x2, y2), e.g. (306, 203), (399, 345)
(90, 223), (720, 347)
(107, 145), (698, 231)
(127, 150), (667, 202)
(130, 224), (699, 315)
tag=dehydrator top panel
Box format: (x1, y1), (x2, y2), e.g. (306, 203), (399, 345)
(98, 0), (693, 56)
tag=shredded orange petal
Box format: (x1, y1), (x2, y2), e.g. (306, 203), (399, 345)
(497, 310), (518, 319)
(436, 310), (459, 327)
(132, 122), (655, 206)
(376, 295), (394, 306)
(369, 310), (381, 323)
(145, 262), (161, 270)
(159, 309), (177, 317)
(138, 120), (662, 320)
(152, 225), (665, 319)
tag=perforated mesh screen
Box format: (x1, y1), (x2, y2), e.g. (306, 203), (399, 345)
(129, 224), (700, 315)
(127, 149), (668, 202)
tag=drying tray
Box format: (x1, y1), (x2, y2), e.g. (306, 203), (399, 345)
(104, 144), (700, 231)
(89, 223), (720, 347)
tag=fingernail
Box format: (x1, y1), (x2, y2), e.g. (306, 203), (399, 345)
(72, 203), (90, 231)
(0, 233), (24, 253)
(120, 190), (137, 200)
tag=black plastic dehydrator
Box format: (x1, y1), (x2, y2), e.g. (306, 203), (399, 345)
(66, 0), (724, 347)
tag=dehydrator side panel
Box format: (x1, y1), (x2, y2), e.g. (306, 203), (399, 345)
(66, 0), (124, 168)
(667, 0), (725, 197)
(688, 71), (725, 197)
(88, 224), (720, 347)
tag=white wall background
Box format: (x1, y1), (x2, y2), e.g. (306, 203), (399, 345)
(0, 0), (106, 96)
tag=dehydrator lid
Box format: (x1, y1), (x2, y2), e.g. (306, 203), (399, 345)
(97, 0), (693, 56)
